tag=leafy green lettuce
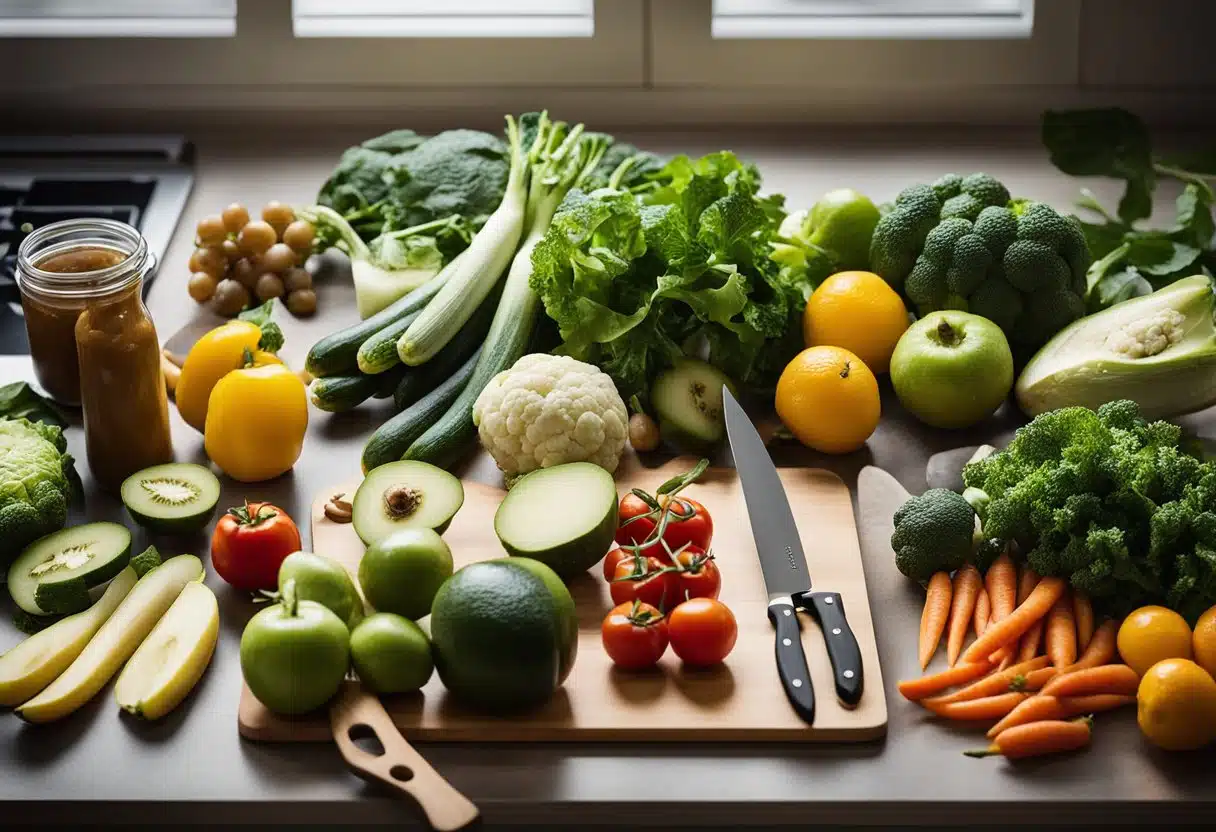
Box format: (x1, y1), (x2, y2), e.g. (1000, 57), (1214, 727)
(530, 151), (824, 405)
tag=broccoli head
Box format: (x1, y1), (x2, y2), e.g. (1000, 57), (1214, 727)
(962, 399), (1216, 622)
(0, 418), (76, 568)
(870, 173), (1091, 352)
(891, 488), (977, 583)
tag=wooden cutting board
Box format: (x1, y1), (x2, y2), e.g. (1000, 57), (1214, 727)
(238, 456), (887, 742)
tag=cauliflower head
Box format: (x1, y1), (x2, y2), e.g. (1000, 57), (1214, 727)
(0, 417), (76, 568)
(473, 354), (629, 478)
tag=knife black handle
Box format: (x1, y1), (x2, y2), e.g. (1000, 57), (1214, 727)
(767, 598), (815, 725)
(800, 591), (864, 707)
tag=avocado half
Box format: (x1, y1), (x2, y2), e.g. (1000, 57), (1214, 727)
(1015, 275), (1216, 419)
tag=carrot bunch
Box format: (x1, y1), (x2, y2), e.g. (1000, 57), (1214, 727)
(901, 556), (1135, 761)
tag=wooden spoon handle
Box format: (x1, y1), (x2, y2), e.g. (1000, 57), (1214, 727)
(330, 682), (479, 830)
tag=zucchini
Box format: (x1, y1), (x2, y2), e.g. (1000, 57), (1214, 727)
(393, 279), (503, 411)
(361, 348), (482, 473)
(8, 523), (133, 616)
(304, 262), (452, 378)
(356, 313), (416, 375)
(311, 366), (406, 413)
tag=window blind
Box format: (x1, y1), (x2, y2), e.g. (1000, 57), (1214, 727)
(712, 0), (1034, 39)
(0, 0), (236, 37)
(292, 0), (594, 38)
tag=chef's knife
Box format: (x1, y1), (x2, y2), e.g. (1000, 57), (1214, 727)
(722, 387), (864, 724)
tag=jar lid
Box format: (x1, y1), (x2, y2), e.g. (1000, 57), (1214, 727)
(16, 218), (151, 299)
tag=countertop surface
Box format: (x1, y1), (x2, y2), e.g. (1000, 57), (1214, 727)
(2, 127), (1215, 825)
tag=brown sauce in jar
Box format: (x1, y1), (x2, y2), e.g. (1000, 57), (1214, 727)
(21, 247), (126, 406)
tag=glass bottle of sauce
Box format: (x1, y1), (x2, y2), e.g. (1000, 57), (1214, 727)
(16, 219), (173, 492)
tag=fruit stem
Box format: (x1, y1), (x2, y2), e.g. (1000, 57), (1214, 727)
(963, 745), (1001, 759)
(281, 577), (299, 617)
(936, 320), (960, 347)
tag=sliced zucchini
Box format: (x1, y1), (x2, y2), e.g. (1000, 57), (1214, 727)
(120, 463), (221, 534)
(16, 554), (203, 723)
(651, 358), (738, 446)
(352, 461), (465, 545)
(494, 462), (619, 579)
(8, 523), (133, 615)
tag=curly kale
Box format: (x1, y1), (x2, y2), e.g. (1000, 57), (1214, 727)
(963, 400), (1216, 622)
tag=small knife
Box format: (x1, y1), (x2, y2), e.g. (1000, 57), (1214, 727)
(722, 387), (864, 724)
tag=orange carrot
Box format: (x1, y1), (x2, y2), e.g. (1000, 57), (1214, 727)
(967, 717), (1092, 760)
(986, 693), (1135, 738)
(984, 553), (1018, 663)
(1017, 618), (1045, 663)
(1066, 619), (1117, 671)
(1040, 664), (1139, 698)
(1045, 592), (1078, 668)
(1074, 592), (1095, 653)
(919, 571), (953, 670)
(947, 565), (982, 667)
(898, 661), (992, 702)
(1019, 666), (1059, 693)
(1013, 567), (1041, 661)
(922, 691), (1028, 721)
(974, 588), (990, 637)
(923, 656), (1051, 706)
(962, 577), (1068, 664)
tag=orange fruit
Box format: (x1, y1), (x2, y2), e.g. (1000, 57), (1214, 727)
(1137, 658), (1216, 750)
(1193, 605), (1216, 678)
(802, 271), (909, 373)
(775, 345), (880, 454)
(1117, 605), (1193, 677)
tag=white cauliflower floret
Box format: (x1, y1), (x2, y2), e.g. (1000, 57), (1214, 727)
(473, 354), (629, 477)
(1104, 308), (1186, 359)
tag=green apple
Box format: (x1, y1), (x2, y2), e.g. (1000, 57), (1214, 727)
(350, 613), (434, 695)
(890, 311), (1014, 429)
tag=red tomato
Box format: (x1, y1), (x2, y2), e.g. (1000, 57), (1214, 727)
(615, 494), (713, 554)
(609, 554), (680, 611)
(601, 546), (635, 582)
(601, 601), (669, 669)
(211, 501), (302, 591)
(674, 546), (721, 601)
(668, 598), (738, 667)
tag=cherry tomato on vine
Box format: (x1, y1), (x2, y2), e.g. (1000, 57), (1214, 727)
(615, 493), (713, 553)
(674, 546), (721, 601)
(601, 601), (669, 669)
(668, 598), (737, 667)
(602, 546), (634, 582)
(609, 554), (680, 611)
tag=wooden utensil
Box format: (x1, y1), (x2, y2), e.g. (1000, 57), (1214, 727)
(330, 681), (479, 831)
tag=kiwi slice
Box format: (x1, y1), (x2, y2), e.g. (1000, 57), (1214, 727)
(121, 463), (221, 535)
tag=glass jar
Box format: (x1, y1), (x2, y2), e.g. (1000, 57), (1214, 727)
(16, 219), (174, 492)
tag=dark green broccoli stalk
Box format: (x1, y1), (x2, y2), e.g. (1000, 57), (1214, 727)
(869, 173), (1091, 351)
(892, 488), (977, 583)
(963, 399), (1216, 623)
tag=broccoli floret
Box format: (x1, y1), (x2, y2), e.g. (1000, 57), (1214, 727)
(130, 545), (163, 578)
(0, 418), (76, 569)
(34, 577), (92, 616)
(891, 488), (977, 583)
(868, 175), (1091, 351)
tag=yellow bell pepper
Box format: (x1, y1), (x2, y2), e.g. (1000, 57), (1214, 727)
(204, 357), (308, 483)
(176, 321), (278, 433)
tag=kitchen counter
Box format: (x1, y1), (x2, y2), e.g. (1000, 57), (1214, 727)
(2, 127), (1215, 825)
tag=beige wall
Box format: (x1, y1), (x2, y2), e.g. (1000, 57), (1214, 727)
(2, 0), (1213, 130)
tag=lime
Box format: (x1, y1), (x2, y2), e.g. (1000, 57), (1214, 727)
(805, 188), (881, 271)
(350, 613), (434, 694)
(358, 528), (453, 620)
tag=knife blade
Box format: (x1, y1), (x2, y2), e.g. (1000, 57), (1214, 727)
(722, 387), (864, 724)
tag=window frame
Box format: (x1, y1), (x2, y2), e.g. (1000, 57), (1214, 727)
(0, 0), (236, 37)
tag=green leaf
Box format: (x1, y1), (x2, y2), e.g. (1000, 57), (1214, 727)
(1091, 266), (1153, 311)
(1118, 174), (1155, 225)
(238, 299), (285, 353)
(1163, 149), (1216, 176)
(1041, 108), (1154, 182)
(0, 381), (67, 427)
(1085, 241), (1131, 296)
(1125, 236), (1202, 276)
(1171, 184), (1215, 250)
(1077, 219), (1129, 260)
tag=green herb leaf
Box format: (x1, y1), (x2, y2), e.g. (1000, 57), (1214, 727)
(0, 381), (67, 427)
(1117, 175), (1155, 225)
(1077, 220), (1129, 261)
(1091, 266), (1153, 311)
(1171, 184), (1215, 250)
(1084, 241), (1131, 297)
(1125, 236), (1202, 276)
(1041, 108), (1154, 181)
